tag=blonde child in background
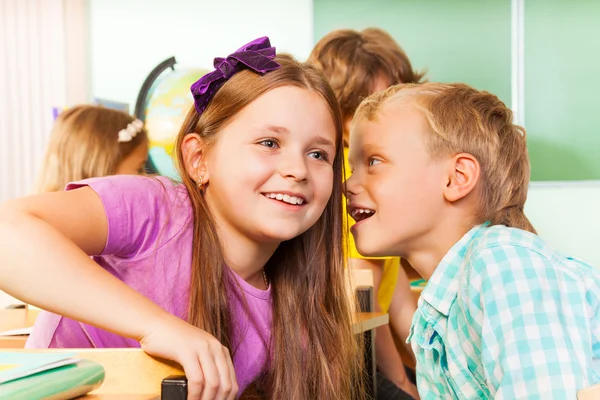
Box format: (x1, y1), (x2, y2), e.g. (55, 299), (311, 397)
(309, 27), (425, 400)
(0, 106), (149, 309)
(346, 82), (600, 399)
(35, 105), (149, 193)
(0, 38), (363, 399)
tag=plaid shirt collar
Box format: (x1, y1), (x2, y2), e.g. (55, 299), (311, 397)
(421, 224), (486, 316)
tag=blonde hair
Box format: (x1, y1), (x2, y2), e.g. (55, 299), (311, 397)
(35, 105), (148, 193)
(354, 82), (536, 234)
(174, 55), (363, 399)
(308, 27), (426, 139)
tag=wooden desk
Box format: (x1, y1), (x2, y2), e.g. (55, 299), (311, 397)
(2, 312), (388, 398)
(0, 308), (39, 348)
(0, 308), (40, 331)
(0, 309), (387, 348)
(353, 311), (389, 333)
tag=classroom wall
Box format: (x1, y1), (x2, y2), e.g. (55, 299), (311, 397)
(525, 181), (600, 267)
(524, 0), (600, 181)
(92, 0), (600, 181)
(0, 291), (21, 310)
(314, 0), (600, 181)
(0, 0), (89, 203)
(89, 0), (314, 109)
(315, 0), (512, 105)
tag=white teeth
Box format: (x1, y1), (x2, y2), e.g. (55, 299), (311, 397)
(265, 193), (304, 205)
(351, 208), (374, 218)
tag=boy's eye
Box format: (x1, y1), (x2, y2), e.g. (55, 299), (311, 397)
(259, 139), (279, 148)
(309, 151), (329, 162)
(369, 158), (381, 166)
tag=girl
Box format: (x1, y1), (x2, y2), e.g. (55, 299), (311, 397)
(0, 37), (361, 400)
(35, 105), (149, 193)
(309, 27), (425, 400)
(346, 82), (600, 399)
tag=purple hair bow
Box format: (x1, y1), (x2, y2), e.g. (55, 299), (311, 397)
(190, 36), (281, 114)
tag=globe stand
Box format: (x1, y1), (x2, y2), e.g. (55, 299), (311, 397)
(135, 56), (177, 174)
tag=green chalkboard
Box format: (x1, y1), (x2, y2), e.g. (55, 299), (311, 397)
(524, 0), (600, 180)
(314, 0), (512, 117)
(314, 0), (600, 181)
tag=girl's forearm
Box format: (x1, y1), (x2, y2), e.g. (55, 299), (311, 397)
(0, 211), (172, 341)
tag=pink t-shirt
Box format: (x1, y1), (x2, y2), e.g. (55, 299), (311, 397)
(26, 175), (272, 393)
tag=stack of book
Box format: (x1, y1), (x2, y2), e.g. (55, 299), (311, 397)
(0, 352), (105, 399)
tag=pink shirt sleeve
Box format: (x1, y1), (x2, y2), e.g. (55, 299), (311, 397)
(66, 175), (192, 259)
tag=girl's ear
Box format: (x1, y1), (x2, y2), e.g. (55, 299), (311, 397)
(181, 134), (210, 184)
(443, 153), (480, 203)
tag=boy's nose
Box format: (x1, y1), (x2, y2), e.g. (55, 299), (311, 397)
(344, 173), (358, 197)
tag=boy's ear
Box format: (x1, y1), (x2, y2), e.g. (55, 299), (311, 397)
(443, 153), (480, 203)
(181, 134), (210, 184)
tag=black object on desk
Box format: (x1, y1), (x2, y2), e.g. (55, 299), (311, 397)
(161, 375), (187, 400)
(356, 285), (377, 400)
(4, 304), (26, 309)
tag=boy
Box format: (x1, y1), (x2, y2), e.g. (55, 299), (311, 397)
(346, 82), (600, 399)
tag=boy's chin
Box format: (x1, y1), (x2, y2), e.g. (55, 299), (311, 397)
(355, 242), (393, 258)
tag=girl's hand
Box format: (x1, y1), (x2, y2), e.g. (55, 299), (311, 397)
(140, 315), (238, 400)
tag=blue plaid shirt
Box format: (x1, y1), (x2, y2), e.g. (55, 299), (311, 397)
(408, 224), (600, 399)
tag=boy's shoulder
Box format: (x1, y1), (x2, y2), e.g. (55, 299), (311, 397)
(472, 225), (549, 251)
(469, 224), (548, 258)
(464, 224), (597, 287)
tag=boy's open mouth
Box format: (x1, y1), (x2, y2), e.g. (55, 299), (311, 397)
(350, 208), (375, 222)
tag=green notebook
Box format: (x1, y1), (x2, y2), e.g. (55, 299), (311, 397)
(0, 353), (105, 400)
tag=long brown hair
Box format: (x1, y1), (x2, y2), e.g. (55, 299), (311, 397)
(308, 27), (426, 141)
(34, 105), (147, 193)
(354, 82), (536, 234)
(174, 55), (363, 399)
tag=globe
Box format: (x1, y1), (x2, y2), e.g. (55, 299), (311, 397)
(144, 68), (208, 180)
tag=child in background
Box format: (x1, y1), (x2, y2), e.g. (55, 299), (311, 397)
(35, 105), (149, 193)
(309, 27), (425, 400)
(0, 106), (148, 309)
(0, 38), (362, 399)
(346, 82), (600, 399)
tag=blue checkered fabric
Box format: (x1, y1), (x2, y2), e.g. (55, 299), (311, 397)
(408, 224), (600, 399)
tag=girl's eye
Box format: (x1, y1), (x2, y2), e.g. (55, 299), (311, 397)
(259, 139), (279, 148)
(369, 158), (381, 167)
(309, 151), (329, 162)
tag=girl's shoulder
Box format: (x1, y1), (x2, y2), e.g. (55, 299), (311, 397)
(67, 174), (190, 211)
(67, 175), (193, 257)
(70, 173), (185, 194)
